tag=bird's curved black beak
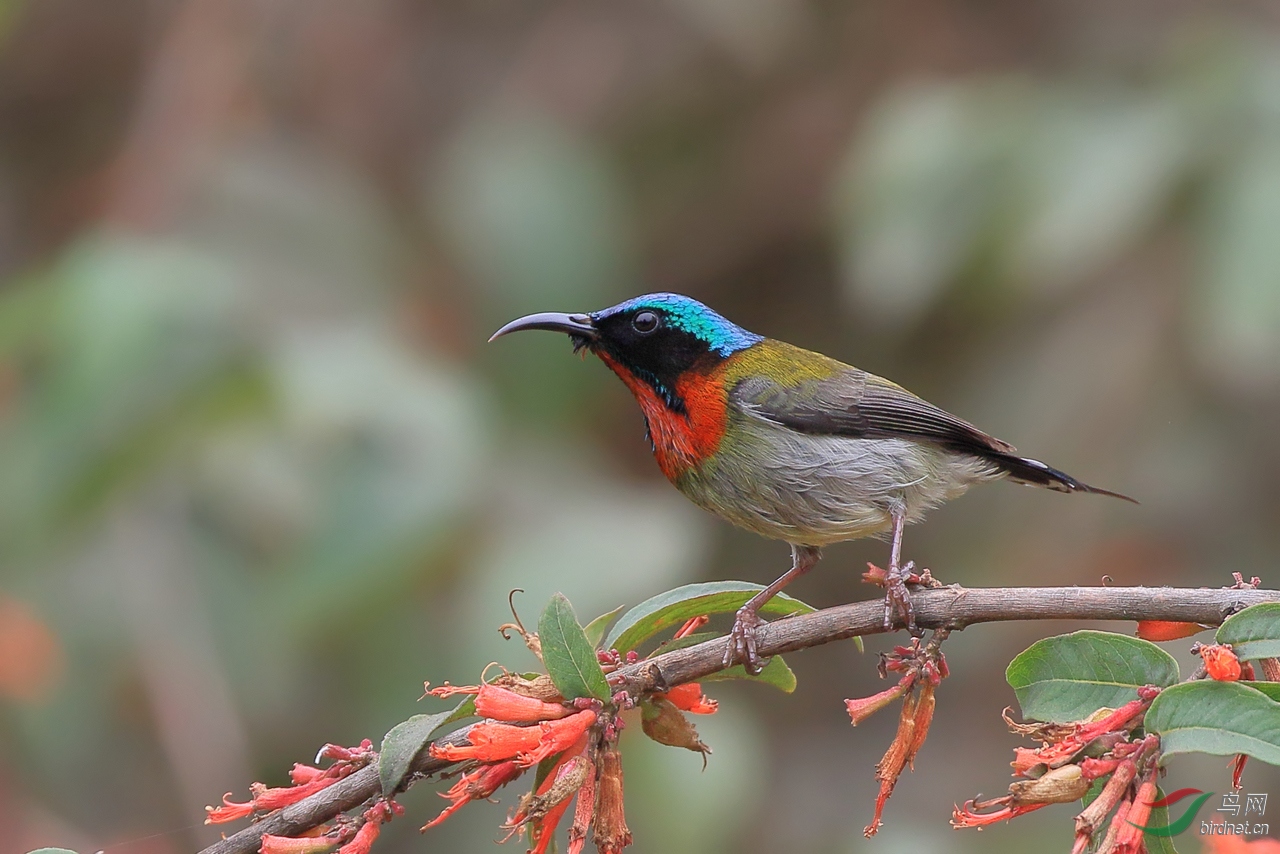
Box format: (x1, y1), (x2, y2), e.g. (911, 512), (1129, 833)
(488, 311), (598, 344)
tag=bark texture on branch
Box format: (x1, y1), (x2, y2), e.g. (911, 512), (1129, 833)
(197, 584), (1279, 854)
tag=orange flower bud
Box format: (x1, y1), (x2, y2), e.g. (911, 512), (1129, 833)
(673, 614), (709, 639)
(260, 835), (338, 854)
(429, 721), (544, 763)
(1135, 620), (1205, 642)
(474, 683), (571, 723)
(641, 698), (711, 761)
(661, 682), (717, 714)
(1201, 644), (1242, 681)
(593, 743), (631, 854)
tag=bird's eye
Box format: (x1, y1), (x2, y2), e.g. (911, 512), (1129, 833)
(632, 311), (660, 334)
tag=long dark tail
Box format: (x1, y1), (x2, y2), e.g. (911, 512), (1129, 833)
(984, 451), (1138, 503)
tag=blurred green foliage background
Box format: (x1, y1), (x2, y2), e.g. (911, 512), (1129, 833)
(0, 2), (1277, 852)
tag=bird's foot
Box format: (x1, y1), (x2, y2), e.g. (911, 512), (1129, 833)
(723, 606), (767, 675)
(882, 563), (920, 636)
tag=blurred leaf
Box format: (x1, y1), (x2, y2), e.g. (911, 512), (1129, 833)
(1215, 603), (1280, 660)
(1192, 140), (1280, 390)
(1006, 631), (1179, 722)
(1146, 681), (1280, 764)
(27, 849), (80, 854)
(603, 581), (815, 656)
(835, 81), (1028, 325)
(1009, 95), (1187, 291)
(584, 604), (626, 649)
(538, 593), (610, 702)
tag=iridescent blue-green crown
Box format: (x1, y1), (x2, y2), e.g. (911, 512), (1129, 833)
(594, 293), (763, 356)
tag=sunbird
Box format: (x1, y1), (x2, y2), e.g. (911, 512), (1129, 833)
(491, 293), (1133, 672)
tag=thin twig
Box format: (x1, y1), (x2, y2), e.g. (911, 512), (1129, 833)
(197, 584), (1279, 854)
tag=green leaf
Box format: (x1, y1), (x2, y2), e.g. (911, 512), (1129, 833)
(1243, 681), (1280, 702)
(378, 695), (476, 796)
(27, 849), (81, 854)
(1006, 630), (1179, 723)
(1216, 603), (1280, 660)
(539, 592), (611, 702)
(603, 581), (816, 656)
(583, 604), (626, 649)
(379, 710), (454, 796)
(1146, 681), (1280, 765)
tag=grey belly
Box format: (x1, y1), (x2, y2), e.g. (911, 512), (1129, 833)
(677, 424), (1002, 547)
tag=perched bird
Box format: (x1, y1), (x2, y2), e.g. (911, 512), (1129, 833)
(491, 293), (1133, 672)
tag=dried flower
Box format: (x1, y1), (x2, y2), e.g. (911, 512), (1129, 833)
(594, 742), (632, 854)
(641, 697), (711, 762)
(864, 679), (935, 837)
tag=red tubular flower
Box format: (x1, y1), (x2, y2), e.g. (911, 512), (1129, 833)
(1233, 753), (1248, 789)
(951, 797), (1049, 828)
(517, 710), (598, 767)
(336, 806), (387, 854)
(474, 683), (571, 723)
(421, 760), (524, 831)
(1113, 776), (1158, 854)
(530, 797), (573, 854)
(205, 792), (254, 824)
(673, 614), (709, 639)
(1202, 644), (1242, 681)
(845, 677), (912, 727)
(260, 835), (339, 854)
(290, 763), (326, 785)
(429, 721), (544, 762)
(661, 683), (718, 714)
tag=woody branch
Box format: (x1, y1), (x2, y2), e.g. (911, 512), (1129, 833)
(197, 583), (1280, 854)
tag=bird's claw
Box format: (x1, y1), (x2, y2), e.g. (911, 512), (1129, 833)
(724, 606), (767, 674)
(882, 565), (920, 636)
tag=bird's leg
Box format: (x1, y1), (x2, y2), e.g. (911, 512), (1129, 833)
(724, 544), (821, 675)
(882, 511), (920, 635)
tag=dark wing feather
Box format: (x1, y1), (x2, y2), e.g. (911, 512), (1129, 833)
(732, 369), (1016, 456)
(732, 368), (1136, 502)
